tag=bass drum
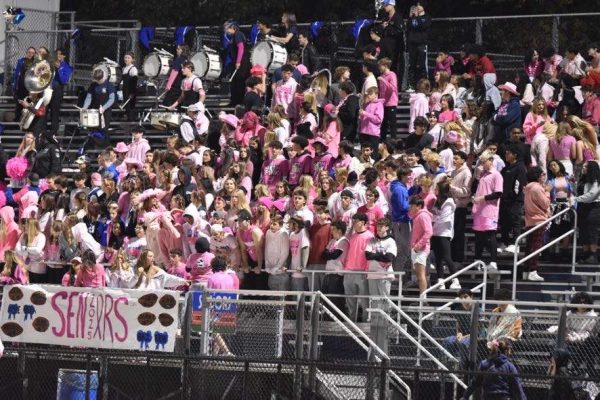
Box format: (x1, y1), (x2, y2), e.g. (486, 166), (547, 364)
(190, 49), (222, 81)
(92, 62), (122, 85)
(143, 53), (173, 78)
(250, 41), (288, 73)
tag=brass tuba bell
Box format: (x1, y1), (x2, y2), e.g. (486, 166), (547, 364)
(24, 59), (54, 93)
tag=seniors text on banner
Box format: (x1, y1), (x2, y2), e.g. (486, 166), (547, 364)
(0, 285), (180, 352)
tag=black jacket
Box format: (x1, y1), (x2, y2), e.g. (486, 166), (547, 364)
(406, 14), (432, 45)
(32, 142), (61, 178)
(301, 43), (319, 74)
(338, 94), (359, 139)
(172, 166), (197, 207)
(501, 160), (527, 203)
(381, 12), (404, 52)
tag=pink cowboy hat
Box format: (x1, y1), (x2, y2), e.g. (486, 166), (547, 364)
(114, 142), (130, 153)
(498, 82), (519, 96)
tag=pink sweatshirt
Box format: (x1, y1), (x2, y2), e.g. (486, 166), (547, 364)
(127, 138), (151, 166)
(409, 93), (429, 132)
(523, 182), (551, 227)
(522, 113), (548, 145)
(377, 71), (398, 107)
(472, 169), (503, 231)
(0, 206), (20, 263)
(75, 264), (107, 288)
(271, 78), (298, 114)
(343, 229), (375, 271)
(262, 155), (290, 194)
(410, 208), (433, 252)
(359, 99), (384, 137)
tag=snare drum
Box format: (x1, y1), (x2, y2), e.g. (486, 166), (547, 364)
(151, 112), (169, 130)
(191, 48), (222, 81)
(80, 109), (100, 128)
(160, 112), (182, 128)
(251, 41), (288, 73)
(143, 53), (173, 78)
(92, 62), (122, 85)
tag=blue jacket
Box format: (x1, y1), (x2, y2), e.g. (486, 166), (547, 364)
(12, 57), (26, 92)
(52, 60), (73, 88)
(463, 354), (527, 399)
(390, 180), (410, 223)
(493, 97), (521, 143)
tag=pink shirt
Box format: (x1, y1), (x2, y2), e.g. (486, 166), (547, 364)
(356, 204), (385, 235)
(207, 271), (238, 289)
(186, 253), (215, 282)
(472, 169), (503, 231)
(377, 71), (398, 107)
(343, 229), (374, 271)
(549, 135), (576, 160)
(272, 78), (298, 114)
(75, 264), (107, 288)
(410, 209), (433, 252)
(522, 113), (548, 144)
(438, 109), (459, 123)
(261, 156), (290, 193)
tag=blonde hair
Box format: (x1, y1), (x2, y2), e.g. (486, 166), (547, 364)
(16, 133), (36, 157)
(266, 112), (282, 129)
(2, 250), (28, 282)
(254, 184), (270, 198)
(49, 220), (63, 245)
(435, 71), (450, 91)
(417, 175), (433, 188)
(311, 74), (329, 93)
(532, 98), (548, 117)
(234, 189), (251, 213)
(303, 92), (318, 115)
(572, 127), (595, 151)
(424, 152), (442, 166)
(22, 219), (40, 247)
(298, 175), (314, 194)
(111, 249), (131, 272)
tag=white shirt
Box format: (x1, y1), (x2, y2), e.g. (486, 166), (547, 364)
(265, 229), (290, 274)
(136, 269), (187, 290)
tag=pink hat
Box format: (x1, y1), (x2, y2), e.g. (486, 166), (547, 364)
(296, 64), (309, 76)
(91, 172), (103, 187)
(272, 198), (287, 213)
(123, 157), (143, 170)
(250, 64), (266, 76)
(445, 130), (459, 144)
(258, 196), (273, 209)
(324, 103), (335, 115)
(498, 82), (520, 96)
(218, 112), (239, 129)
(114, 142), (130, 153)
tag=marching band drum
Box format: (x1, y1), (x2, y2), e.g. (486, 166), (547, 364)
(250, 40), (288, 73)
(190, 47), (222, 81)
(143, 50), (173, 78)
(92, 59), (122, 85)
(79, 109), (101, 128)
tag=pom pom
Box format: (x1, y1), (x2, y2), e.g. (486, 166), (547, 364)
(6, 157), (29, 180)
(38, 179), (49, 192)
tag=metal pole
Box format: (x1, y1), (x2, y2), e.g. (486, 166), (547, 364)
(85, 353), (91, 400)
(556, 305), (568, 349)
(468, 302), (481, 376)
(200, 290), (210, 356)
(293, 293), (306, 399)
(475, 19), (483, 45)
(552, 16), (560, 53)
(308, 292), (321, 393)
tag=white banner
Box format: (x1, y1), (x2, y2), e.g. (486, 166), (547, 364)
(0, 285), (180, 352)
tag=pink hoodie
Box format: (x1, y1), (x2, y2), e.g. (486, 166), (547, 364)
(522, 113), (548, 145)
(15, 189), (38, 219)
(377, 71), (398, 107)
(359, 98), (384, 137)
(409, 93), (429, 132)
(127, 138), (151, 165)
(75, 264), (107, 288)
(0, 206), (21, 262)
(410, 208), (433, 252)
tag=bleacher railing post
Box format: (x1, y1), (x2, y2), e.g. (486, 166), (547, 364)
(475, 19), (483, 44)
(556, 305), (568, 349)
(552, 16), (560, 52)
(308, 292), (321, 392)
(468, 302), (480, 376)
(293, 293), (305, 399)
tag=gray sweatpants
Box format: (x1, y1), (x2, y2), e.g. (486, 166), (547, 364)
(368, 279), (391, 353)
(392, 221), (412, 274)
(343, 274), (369, 322)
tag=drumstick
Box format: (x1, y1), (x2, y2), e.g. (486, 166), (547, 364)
(227, 68), (238, 83)
(119, 97), (132, 110)
(158, 105), (171, 109)
(157, 90), (168, 100)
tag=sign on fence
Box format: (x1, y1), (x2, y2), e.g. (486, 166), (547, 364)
(0, 285), (180, 352)
(191, 290), (238, 334)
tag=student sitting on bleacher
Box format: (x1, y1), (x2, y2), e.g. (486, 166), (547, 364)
(487, 288), (522, 343)
(547, 292), (598, 343)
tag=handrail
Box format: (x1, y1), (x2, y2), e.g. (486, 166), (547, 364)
(421, 280), (486, 322)
(371, 309), (468, 389)
(301, 269), (405, 294)
(512, 206), (577, 300)
(383, 298), (459, 364)
(421, 260), (487, 300)
(317, 291), (389, 362)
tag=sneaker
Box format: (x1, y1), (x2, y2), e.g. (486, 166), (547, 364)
(526, 271), (545, 281)
(405, 87), (415, 93)
(449, 278), (461, 290)
(487, 262), (498, 272)
(504, 244), (517, 254)
(497, 244), (507, 253)
(436, 279), (446, 290)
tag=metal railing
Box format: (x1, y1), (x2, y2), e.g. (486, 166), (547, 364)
(421, 260), (488, 300)
(512, 206), (578, 300)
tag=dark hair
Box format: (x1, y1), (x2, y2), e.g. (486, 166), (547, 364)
(376, 217), (390, 227)
(363, 59), (378, 74)
(523, 49), (538, 65)
(505, 144), (521, 160)
(362, 44), (377, 57)
(526, 166), (544, 183)
(434, 182), (451, 209)
(582, 160), (600, 185)
(413, 116), (429, 129)
(455, 151), (468, 161)
(494, 288), (512, 301)
(281, 64), (294, 73)
(441, 93), (454, 110)
(298, 28), (310, 39)
(365, 187), (380, 199)
(396, 167), (412, 179)
(351, 213), (368, 222)
(467, 44), (486, 57)
(363, 168), (378, 185)
(211, 256), (227, 272)
(182, 61), (195, 72)
(73, 172), (87, 181)
(409, 196), (424, 207)
(246, 76), (262, 88)
(360, 141), (373, 150)
(331, 220), (347, 233)
(169, 248), (183, 257)
(81, 249), (96, 266)
(458, 288), (474, 298)
(547, 160), (566, 179)
(339, 81), (356, 95)
(571, 291), (593, 309)
(131, 126), (144, 134)
(269, 140), (283, 149)
(338, 140), (354, 157)
(541, 47), (556, 59)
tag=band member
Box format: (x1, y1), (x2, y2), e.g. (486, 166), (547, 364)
(168, 61), (205, 110)
(31, 131), (61, 179)
(179, 103), (201, 144)
(49, 48), (73, 134)
(83, 68), (116, 129)
(163, 44), (190, 106)
(270, 12), (300, 54)
(379, 0), (405, 89)
(121, 51), (138, 121)
(18, 88), (52, 137)
(12, 46), (36, 120)
(224, 20), (251, 107)
(37, 46), (50, 61)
